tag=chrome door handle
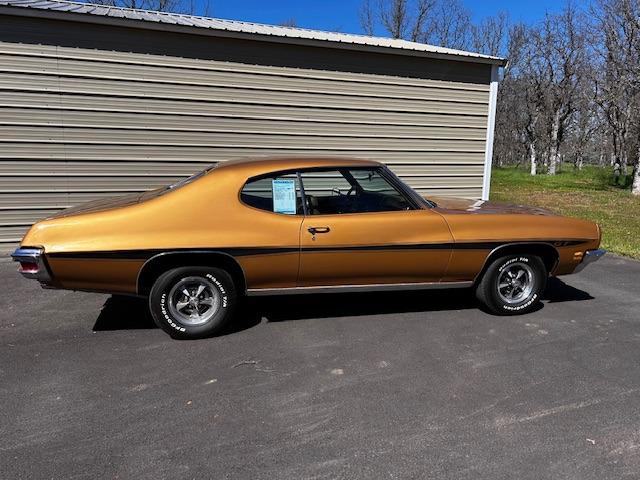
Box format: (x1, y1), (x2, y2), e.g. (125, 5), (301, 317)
(308, 226), (330, 234)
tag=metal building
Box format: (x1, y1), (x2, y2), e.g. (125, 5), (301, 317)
(0, 0), (505, 249)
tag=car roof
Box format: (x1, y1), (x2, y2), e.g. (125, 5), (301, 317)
(215, 156), (382, 174)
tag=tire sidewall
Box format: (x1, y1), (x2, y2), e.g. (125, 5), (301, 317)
(149, 267), (235, 339)
(487, 255), (545, 314)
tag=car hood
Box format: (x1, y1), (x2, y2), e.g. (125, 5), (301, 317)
(46, 191), (146, 219)
(429, 196), (556, 216)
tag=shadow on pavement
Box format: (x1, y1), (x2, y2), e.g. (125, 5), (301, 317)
(92, 277), (593, 333)
(93, 295), (156, 331)
(544, 276), (594, 302)
(247, 288), (478, 323)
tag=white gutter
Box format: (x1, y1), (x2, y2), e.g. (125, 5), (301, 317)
(481, 64), (500, 200)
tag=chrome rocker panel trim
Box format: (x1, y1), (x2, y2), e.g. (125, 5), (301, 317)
(247, 280), (473, 296)
(10, 247), (52, 283)
(573, 249), (606, 273)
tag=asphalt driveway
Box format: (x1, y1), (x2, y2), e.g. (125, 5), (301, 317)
(1, 254), (640, 479)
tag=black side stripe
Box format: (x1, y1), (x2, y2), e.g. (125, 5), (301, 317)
(46, 240), (589, 260)
(47, 247), (299, 260)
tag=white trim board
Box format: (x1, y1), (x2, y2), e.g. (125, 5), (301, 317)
(481, 65), (500, 201)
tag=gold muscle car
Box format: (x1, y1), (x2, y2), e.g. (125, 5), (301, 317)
(12, 157), (605, 339)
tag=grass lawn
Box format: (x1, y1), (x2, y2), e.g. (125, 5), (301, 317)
(490, 166), (640, 259)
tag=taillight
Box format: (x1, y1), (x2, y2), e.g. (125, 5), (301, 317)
(19, 261), (38, 273)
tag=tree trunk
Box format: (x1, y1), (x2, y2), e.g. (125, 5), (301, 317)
(529, 142), (537, 175)
(548, 112), (561, 175)
(633, 146), (640, 196)
(548, 148), (558, 175)
(632, 162), (640, 196)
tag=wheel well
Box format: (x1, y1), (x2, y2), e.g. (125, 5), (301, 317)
(474, 243), (559, 285)
(137, 252), (247, 296)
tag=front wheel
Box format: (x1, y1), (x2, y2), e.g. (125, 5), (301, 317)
(475, 254), (547, 315)
(149, 266), (236, 339)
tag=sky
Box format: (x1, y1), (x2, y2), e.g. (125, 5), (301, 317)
(205, 0), (583, 35)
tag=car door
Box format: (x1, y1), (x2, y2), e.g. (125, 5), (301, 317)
(237, 171), (304, 289)
(297, 168), (453, 287)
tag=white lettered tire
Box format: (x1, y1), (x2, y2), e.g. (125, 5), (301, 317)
(476, 254), (546, 315)
(149, 266), (236, 339)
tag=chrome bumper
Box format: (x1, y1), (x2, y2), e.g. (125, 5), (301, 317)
(574, 249), (606, 273)
(10, 247), (52, 283)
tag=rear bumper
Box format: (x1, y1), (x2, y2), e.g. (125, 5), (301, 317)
(10, 247), (52, 283)
(573, 249), (606, 273)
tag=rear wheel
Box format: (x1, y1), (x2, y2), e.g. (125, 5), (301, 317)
(149, 266), (236, 339)
(476, 254), (547, 315)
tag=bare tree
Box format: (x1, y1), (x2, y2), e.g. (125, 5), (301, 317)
(523, 80), (544, 175)
(533, 7), (587, 175)
(202, 0), (212, 16)
(360, 0), (376, 35)
(495, 23), (547, 175)
(410, 0), (433, 42)
(470, 11), (509, 56)
(83, 0), (196, 13)
(354, 0), (640, 195)
(590, 0), (640, 192)
(424, 0), (471, 49)
(380, 0), (411, 38)
(567, 86), (599, 170)
(280, 18), (298, 28)
(360, 0), (434, 41)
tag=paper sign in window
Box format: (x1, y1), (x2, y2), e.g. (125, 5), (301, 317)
(272, 179), (296, 214)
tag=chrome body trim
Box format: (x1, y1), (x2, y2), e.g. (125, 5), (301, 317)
(10, 247), (52, 283)
(246, 280), (473, 296)
(573, 249), (606, 273)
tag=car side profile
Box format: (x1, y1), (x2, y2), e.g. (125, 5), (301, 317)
(12, 157), (605, 339)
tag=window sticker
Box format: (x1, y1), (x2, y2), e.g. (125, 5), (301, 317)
(272, 178), (297, 214)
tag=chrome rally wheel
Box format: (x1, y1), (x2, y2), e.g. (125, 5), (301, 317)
(167, 276), (221, 326)
(496, 262), (535, 304)
(476, 254), (547, 315)
(149, 267), (236, 339)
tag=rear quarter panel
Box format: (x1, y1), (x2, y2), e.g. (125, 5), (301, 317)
(21, 165), (302, 293)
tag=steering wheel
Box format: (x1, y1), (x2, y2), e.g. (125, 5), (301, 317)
(332, 186), (355, 197)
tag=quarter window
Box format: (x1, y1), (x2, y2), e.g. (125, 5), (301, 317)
(240, 173), (303, 215)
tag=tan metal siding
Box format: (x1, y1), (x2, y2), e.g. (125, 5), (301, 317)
(0, 21), (491, 247)
(0, 91), (488, 127)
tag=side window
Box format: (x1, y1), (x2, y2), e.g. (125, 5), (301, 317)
(299, 168), (413, 215)
(240, 173), (303, 215)
(347, 169), (412, 211)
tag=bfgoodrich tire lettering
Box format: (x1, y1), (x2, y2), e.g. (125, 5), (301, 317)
(149, 266), (236, 339)
(476, 254), (547, 316)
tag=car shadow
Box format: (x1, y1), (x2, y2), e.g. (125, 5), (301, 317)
(93, 295), (157, 331)
(544, 276), (594, 303)
(245, 288), (478, 324)
(92, 277), (593, 334)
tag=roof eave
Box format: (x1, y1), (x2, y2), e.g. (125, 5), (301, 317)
(0, 4), (508, 66)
